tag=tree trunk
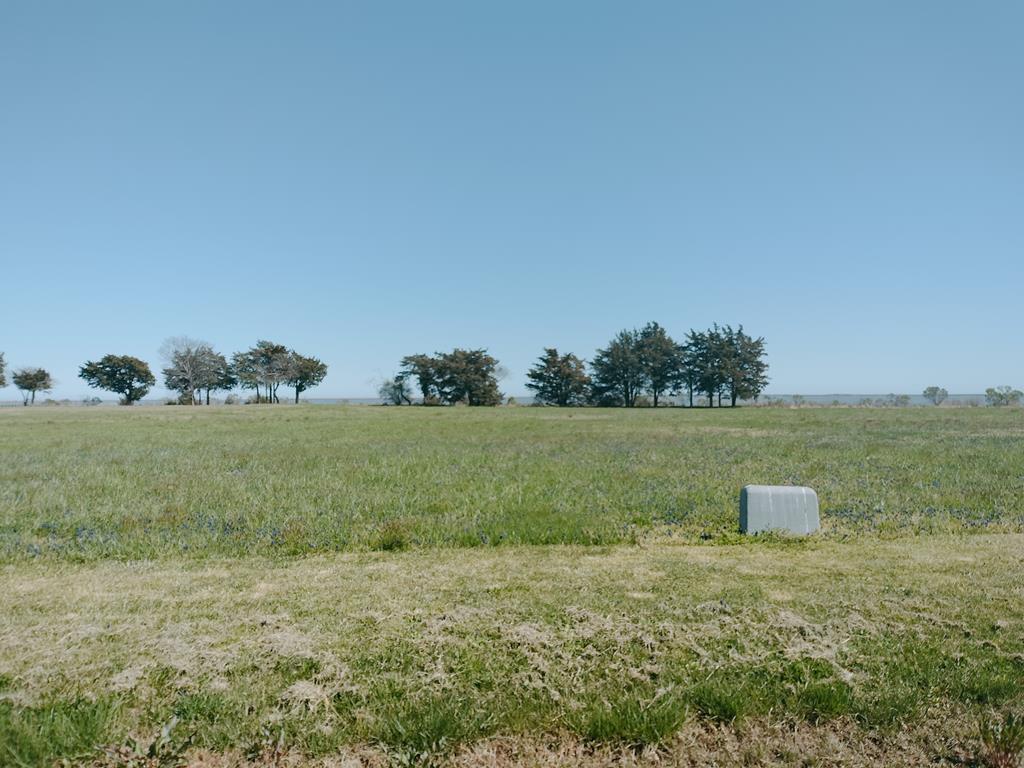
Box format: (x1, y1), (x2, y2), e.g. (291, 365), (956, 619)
(653, 391), (659, 407)
(731, 390), (737, 407)
(294, 387), (300, 404)
(206, 389), (210, 405)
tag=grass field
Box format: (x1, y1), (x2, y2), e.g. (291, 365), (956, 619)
(1, 406), (1023, 766)
(2, 405), (1023, 560)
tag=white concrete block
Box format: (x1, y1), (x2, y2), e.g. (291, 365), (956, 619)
(740, 485), (820, 535)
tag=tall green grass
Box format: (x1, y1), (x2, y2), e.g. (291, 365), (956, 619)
(1, 405), (1022, 560)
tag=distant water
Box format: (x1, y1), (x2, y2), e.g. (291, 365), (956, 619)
(759, 393), (985, 406)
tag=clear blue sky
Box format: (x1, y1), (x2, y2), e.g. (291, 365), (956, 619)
(2, 1), (1021, 399)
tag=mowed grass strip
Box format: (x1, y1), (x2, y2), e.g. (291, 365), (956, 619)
(1, 535), (1022, 765)
(2, 405), (1023, 559)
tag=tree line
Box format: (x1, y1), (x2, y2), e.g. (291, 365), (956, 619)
(159, 338), (328, 405)
(0, 341), (327, 405)
(4, 337), (1022, 408)
(380, 323), (770, 407)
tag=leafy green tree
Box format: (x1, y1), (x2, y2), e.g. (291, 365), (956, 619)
(590, 329), (646, 407)
(232, 341), (290, 403)
(525, 348), (591, 406)
(985, 386), (1023, 407)
(638, 322), (683, 407)
(379, 375), (413, 405)
(720, 325), (769, 406)
(79, 355), (155, 405)
(680, 324), (769, 407)
(923, 386), (948, 406)
(680, 331), (705, 407)
(231, 348), (261, 402)
(0, 352), (6, 388)
(201, 351), (236, 405)
(286, 352), (328, 403)
(692, 325), (727, 407)
(397, 351), (501, 406)
(400, 354), (440, 404)
(435, 349), (502, 406)
(12, 367), (53, 405)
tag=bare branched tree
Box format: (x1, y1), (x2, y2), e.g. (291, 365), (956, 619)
(161, 337), (234, 405)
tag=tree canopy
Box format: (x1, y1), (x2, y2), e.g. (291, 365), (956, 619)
(719, 325), (769, 407)
(923, 386), (948, 406)
(587, 322), (769, 407)
(590, 329), (646, 407)
(985, 386), (1023, 407)
(12, 367), (53, 405)
(379, 375), (413, 405)
(397, 349), (502, 405)
(638, 322), (684, 407)
(525, 348), (591, 406)
(679, 325), (769, 407)
(161, 338), (234, 405)
(232, 341), (291, 403)
(399, 354), (441, 404)
(286, 353), (328, 403)
(79, 355), (155, 405)
(436, 349), (502, 405)
(230, 342), (328, 404)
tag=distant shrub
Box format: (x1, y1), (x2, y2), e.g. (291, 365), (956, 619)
(986, 386), (1023, 407)
(884, 394), (911, 407)
(224, 394), (240, 405)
